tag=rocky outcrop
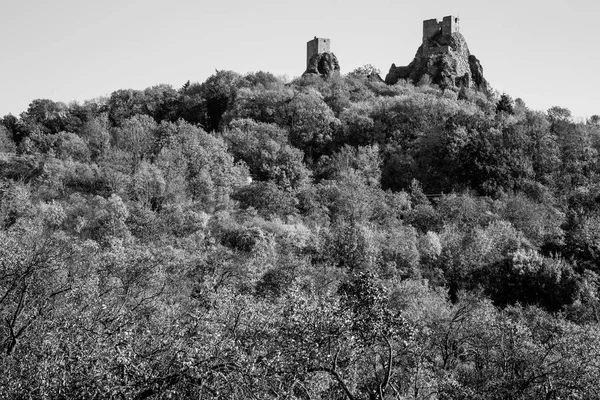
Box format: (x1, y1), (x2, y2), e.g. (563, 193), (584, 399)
(468, 55), (486, 90)
(385, 30), (489, 92)
(304, 52), (340, 77)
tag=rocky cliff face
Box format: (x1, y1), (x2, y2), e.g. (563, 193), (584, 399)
(385, 31), (488, 92)
(304, 52), (340, 77)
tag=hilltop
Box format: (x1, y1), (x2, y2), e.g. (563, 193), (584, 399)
(1, 19), (600, 398)
(302, 16), (489, 92)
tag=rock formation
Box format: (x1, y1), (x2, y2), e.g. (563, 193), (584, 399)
(385, 16), (489, 92)
(304, 52), (340, 77)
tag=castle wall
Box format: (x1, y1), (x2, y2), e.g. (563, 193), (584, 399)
(441, 16), (459, 36)
(423, 19), (441, 42)
(423, 16), (459, 46)
(307, 37), (331, 68)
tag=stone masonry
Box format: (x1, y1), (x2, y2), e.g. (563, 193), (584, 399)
(307, 37), (331, 69)
(304, 36), (339, 77)
(385, 16), (489, 92)
(423, 16), (459, 56)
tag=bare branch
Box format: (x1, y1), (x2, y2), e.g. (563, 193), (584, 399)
(308, 367), (356, 400)
(382, 335), (393, 390)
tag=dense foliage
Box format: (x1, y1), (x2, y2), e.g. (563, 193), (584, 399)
(1, 70), (600, 399)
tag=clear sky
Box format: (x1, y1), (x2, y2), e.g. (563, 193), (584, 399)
(1, 0), (598, 119)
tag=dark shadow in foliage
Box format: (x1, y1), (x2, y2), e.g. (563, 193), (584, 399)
(199, 70), (241, 131)
(220, 225), (265, 252)
(255, 268), (294, 298)
(457, 126), (534, 196)
(1, 114), (27, 145)
(177, 81), (206, 127)
(477, 250), (581, 312)
(0, 154), (44, 183)
(232, 181), (298, 218)
(20, 99), (82, 136)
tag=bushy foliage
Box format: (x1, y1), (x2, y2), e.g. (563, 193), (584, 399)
(1, 70), (600, 398)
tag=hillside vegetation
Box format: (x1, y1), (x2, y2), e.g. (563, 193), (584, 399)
(1, 70), (600, 399)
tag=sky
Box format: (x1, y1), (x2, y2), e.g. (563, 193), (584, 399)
(1, 0), (599, 119)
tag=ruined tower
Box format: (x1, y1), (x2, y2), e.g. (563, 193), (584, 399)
(385, 15), (488, 92)
(306, 37), (331, 69)
(423, 15), (459, 43)
(422, 16), (459, 56)
(441, 15), (460, 36)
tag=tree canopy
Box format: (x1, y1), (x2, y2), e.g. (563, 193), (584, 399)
(1, 70), (599, 398)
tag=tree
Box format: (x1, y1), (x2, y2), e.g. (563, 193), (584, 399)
(80, 114), (111, 161)
(64, 193), (131, 245)
(482, 249), (580, 311)
(348, 64), (382, 79)
(588, 115), (600, 126)
(521, 110), (559, 186)
(0, 220), (72, 356)
(20, 99), (79, 135)
(112, 114), (158, 168)
(457, 125), (535, 195)
(230, 273), (415, 400)
(199, 70), (241, 131)
(224, 119), (310, 190)
(55, 131), (91, 162)
(1, 114), (26, 144)
(223, 86), (294, 126)
(547, 106), (572, 123)
(233, 181), (298, 217)
(496, 93), (514, 114)
(499, 193), (565, 248)
(238, 71), (281, 89)
(131, 161), (166, 209)
(338, 103), (378, 147)
(107, 89), (146, 126)
(280, 89), (340, 158)
(141, 84), (179, 122)
(177, 81), (207, 126)
(320, 144), (382, 187)
(155, 120), (249, 211)
(0, 125), (16, 153)
(455, 305), (600, 398)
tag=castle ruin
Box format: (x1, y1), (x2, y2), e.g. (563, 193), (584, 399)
(422, 16), (460, 56)
(385, 15), (488, 92)
(304, 36), (339, 77)
(306, 37), (331, 69)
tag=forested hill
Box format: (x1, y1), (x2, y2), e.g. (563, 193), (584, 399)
(1, 69), (600, 398)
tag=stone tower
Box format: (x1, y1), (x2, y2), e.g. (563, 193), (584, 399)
(307, 37), (331, 69)
(422, 16), (459, 56)
(441, 15), (460, 36)
(422, 15), (459, 44)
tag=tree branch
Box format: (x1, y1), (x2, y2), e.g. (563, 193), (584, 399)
(382, 335), (393, 391)
(308, 367), (356, 400)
